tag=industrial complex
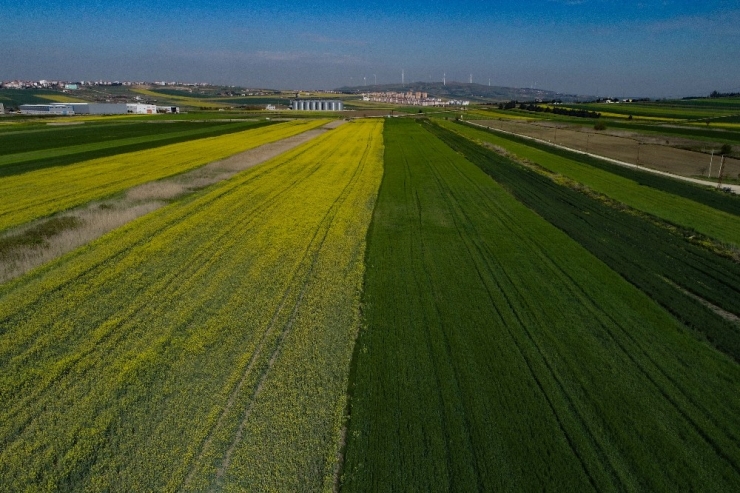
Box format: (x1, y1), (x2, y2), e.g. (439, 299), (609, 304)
(291, 100), (343, 111)
(18, 103), (179, 116)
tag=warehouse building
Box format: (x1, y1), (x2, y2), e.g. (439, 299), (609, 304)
(19, 103), (128, 115)
(70, 103), (127, 114)
(291, 100), (343, 111)
(127, 103), (158, 114)
(20, 104), (75, 115)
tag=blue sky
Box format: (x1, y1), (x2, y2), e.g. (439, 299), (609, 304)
(2, 0), (739, 97)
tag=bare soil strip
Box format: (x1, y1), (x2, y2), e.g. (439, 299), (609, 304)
(0, 122), (342, 283)
(468, 120), (740, 194)
(472, 119), (740, 183)
(665, 278), (740, 326)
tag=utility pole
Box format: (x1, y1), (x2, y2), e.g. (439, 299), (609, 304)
(708, 150), (714, 178)
(374, 74), (377, 85)
(717, 155), (726, 189)
(402, 69), (404, 86)
(637, 142), (641, 167)
(443, 72), (446, 86)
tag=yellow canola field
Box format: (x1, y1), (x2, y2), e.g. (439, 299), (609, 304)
(0, 118), (329, 232)
(0, 119), (384, 491)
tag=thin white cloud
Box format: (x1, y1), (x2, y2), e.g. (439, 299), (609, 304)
(301, 33), (368, 47)
(175, 49), (368, 66)
(645, 10), (740, 35)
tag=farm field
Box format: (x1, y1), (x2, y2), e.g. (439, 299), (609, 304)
(0, 89), (87, 107)
(469, 118), (740, 179)
(0, 120), (273, 177)
(0, 118), (329, 233)
(446, 120), (740, 245)
(341, 119), (740, 491)
(0, 119), (383, 491)
(567, 100), (740, 120)
(426, 121), (740, 359)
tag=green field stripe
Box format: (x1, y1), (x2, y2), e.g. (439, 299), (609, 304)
(444, 120), (740, 243)
(425, 120), (740, 358)
(0, 121), (271, 174)
(342, 118), (740, 491)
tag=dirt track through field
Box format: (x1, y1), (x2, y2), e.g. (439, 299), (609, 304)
(0, 121), (343, 283)
(473, 119), (740, 180)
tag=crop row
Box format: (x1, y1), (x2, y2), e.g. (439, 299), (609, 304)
(0, 118), (329, 233)
(426, 120), (740, 361)
(342, 118), (740, 491)
(446, 119), (740, 243)
(566, 102), (740, 120)
(0, 120), (275, 177)
(0, 119), (383, 491)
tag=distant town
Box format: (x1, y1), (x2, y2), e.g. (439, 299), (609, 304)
(2, 79), (209, 90)
(362, 91), (469, 107)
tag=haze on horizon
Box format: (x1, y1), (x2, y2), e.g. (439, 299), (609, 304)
(2, 0), (739, 98)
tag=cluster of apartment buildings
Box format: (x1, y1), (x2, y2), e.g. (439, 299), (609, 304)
(1, 79), (209, 90)
(362, 91), (469, 107)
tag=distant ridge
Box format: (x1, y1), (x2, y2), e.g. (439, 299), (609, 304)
(335, 81), (594, 103)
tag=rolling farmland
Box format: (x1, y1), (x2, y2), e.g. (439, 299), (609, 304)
(0, 118), (328, 232)
(1, 106), (739, 493)
(0, 119), (383, 490)
(341, 119), (740, 491)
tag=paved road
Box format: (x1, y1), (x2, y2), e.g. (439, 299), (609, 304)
(466, 120), (740, 195)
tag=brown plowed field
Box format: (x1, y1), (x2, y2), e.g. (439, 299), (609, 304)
(472, 119), (740, 180)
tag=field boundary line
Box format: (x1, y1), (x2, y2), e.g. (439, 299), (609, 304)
(464, 120), (740, 194)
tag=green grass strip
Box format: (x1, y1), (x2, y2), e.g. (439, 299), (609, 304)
(444, 119), (740, 243)
(343, 118), (740, 491)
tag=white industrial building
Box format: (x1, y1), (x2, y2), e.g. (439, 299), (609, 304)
(127, 103), (158, 114)
(20, 104), (75, 115)
(71, 103), (127, 114)
(291, 100), (343, 111)
(19, 103), (128, 115)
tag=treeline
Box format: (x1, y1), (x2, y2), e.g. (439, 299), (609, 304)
(497, 101), (600, 118)
(710, 90), (740, 98)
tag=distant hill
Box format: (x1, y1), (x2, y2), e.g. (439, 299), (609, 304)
(335, 81), (593, 103)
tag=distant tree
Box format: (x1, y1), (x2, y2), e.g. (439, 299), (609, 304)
(721, 143), (732, 155)
(594, 122), (607, 131)
(627, 114), (633, 120)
